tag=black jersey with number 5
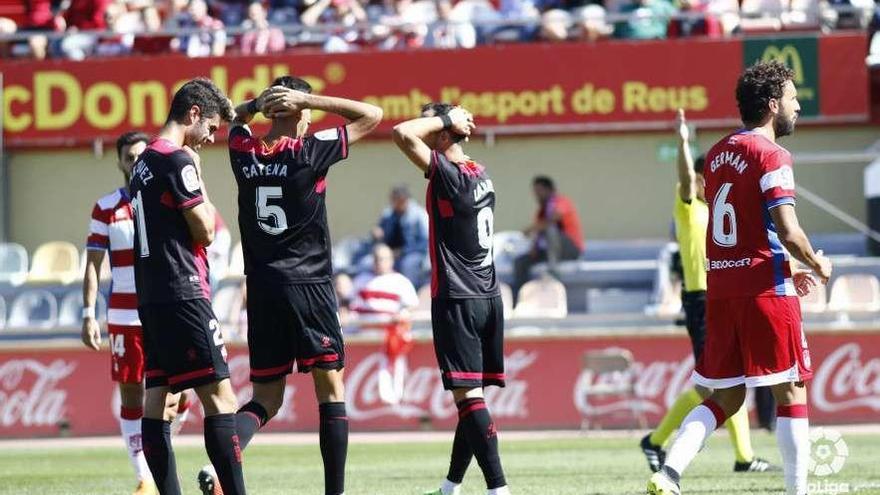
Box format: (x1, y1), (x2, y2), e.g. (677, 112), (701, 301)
(228, 124), (348, 284)
(426, 151), (499, 299)
(130, 138), (211, 305)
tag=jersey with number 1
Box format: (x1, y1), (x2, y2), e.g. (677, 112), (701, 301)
(704, 130), (797, 300)
(426, 151), (499, 299)
(228, 124), (348, 285)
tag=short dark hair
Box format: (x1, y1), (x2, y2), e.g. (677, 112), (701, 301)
(116, 131), (149, 160)
(694, 155), (705, 174)
(167, 78), (233, 124)
(391, 183), (410, 199)
(421, 102), (456, 117)
(735, 61), (795, 126)
(532, 175), (555, 191)
(272, 76), (312, 93)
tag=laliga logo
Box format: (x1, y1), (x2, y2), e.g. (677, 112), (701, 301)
(761, 45), (805, 85)
(809, 428), (849, 477)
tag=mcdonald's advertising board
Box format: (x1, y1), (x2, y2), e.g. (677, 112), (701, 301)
(0, 33), (868, 147)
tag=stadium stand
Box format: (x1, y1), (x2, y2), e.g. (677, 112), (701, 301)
(0, 242), (28, 286)
(0, 295), (6, 330)
(413, 284), (432, 321)
(512, 275), (568, 319)
(58, 290), (107, 327)
(499, 282), (514, 314)
(7, 288), (58, 330)
(799, 281), (828, 314)
(227, 241), (245, 279)
(212, 283), (243, 325)
(828, 273), (880, 313)
(27, 241), (80, 285)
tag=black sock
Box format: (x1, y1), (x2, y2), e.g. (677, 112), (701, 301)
(235, 401), (269, 450)
(319, 402), (348, 495)
(204, 413), (247, 495)
(457, 398), (506, 489)
(446, 417), (473, 483)
(142, 418), (181, 495)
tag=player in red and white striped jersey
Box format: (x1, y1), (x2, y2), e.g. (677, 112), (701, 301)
(351, 244), (419, 404)
(82, 131), (183, 495)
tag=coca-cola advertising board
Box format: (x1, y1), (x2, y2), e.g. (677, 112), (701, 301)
(1, 330), (878, 438)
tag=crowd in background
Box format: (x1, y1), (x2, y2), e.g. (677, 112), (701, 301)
(0, 0), (875, 59)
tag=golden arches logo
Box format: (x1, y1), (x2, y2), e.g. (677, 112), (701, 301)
(761, 45), (805, 85)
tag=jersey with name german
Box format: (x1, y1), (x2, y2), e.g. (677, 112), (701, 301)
(228, 124), (348, 284)
(130, 138), (211, 305)
(426, 151), (499, 299)
(704, 130), (797, 299)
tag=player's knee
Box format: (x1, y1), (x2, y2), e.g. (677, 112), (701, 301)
(118, 382), (144, 408)
(770, 381), (807, 406)
(313, 369), (345, 403)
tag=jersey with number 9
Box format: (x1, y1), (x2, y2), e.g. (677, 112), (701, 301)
(228, 124), (349, 285)
(426, 151), (500, 299)
(704, 130), (798, 299)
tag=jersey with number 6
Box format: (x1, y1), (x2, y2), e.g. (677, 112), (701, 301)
(130, 138), (211, 305)
(704, 130), (797, 299)
(228, 124), (348, 284)
(426, 151), (499, 299)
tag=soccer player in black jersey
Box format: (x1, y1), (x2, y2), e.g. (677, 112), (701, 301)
(215, 76), (381, 495)
(392, 104), (511, 495)
(129, 78), (247, 495)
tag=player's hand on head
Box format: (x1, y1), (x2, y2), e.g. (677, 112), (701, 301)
(793, 271), (817, 297)
(263, 87), (309, 116)
(676, 108), (689, 142)
(448, 107), (475, 137)
(81, 318), (101, 351)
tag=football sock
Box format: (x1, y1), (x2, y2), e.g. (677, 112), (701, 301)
(649, 388), (703, 448)
(776, 405), (809, 495)
(724, 403), (755, 463)
(664, 400), (726, 476)
(141, 418), (180, 495)
(487, 486), (511, 495)
(447, 420), (473, 483)
(235, 401), (269, 449)
(120, 406), (152, 483)
(319, 402), (348, 495)
(204, 413), (247, 495)
(440, 479), (462, 495)
(457, 398), (506, 490)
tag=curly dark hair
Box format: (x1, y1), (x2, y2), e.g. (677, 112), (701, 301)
(167, 77), (233, 124)
(736, 61), (795, 125)
(272, 75), (312, 94)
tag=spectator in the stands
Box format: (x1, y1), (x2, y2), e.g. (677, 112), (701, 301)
(333, 272), (356, 326)
(268, 0), (301, 23)
(240, 0), (286, 54)
(300, 0), (368, 51)
(425, 0), (478, 48)
(373, 184), (429, 287)
(210, 0), (251, 25)
(56, 0), (113, 59)
(513, 175), (585, 298)
(571, 4), (612, 41)
(168, 0), (227, 56)
(612, 0), (675, 39)
(94, 0), (162, 56)
(539, 8), (571, 40)
(666, 0), (722, 37)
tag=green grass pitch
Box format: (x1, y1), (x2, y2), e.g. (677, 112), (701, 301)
(2, 432), (879, 494)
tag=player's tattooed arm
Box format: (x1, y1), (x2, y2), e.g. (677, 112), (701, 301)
(675, 109), (697, 203)
(392, 108), (474, 173)
(770, 204), (832, 284)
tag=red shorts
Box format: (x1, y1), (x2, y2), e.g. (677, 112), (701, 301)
(108, 324), (146, 384)
(694, 296), (812, 388)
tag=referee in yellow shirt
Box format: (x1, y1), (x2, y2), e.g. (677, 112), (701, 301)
(639, 109), (775, 474)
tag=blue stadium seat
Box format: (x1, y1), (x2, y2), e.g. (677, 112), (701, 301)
(7, 289), (58, 330)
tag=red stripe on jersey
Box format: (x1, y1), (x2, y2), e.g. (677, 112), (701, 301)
(168, 367), (215, 385)
(147, 138), (180, 155)
(111, 249), (135, 266)
(437, 199), (454, 218)
(87, 233), (109, 248)
(298, 353), (340, 367)
(315, 177), (327, 194)
(91, 203), (112, 224)
(358, 290), (402, 302)
(191, 242), (211, 299)
(250, 361), (294, 377)
(229, 134), (303, 157)
(160, 191), (176, 209)
(179, 195), (204, 209)
(109, 293), (139, 309)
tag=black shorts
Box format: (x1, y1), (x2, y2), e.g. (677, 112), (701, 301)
(682, 290), (707, 361)
(431, 296), (505, 390)
(246, 279), (345, 383)
(140, 298), (230, 393)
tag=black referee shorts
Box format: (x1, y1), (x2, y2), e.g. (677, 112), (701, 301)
(431, 296), (505, 390)
(682, 290), (707, 361)
(140, 298), (230, 393)
(246, 279), (345, 383)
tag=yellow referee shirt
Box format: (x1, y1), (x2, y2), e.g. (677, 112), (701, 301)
(673, 189), (708, 292)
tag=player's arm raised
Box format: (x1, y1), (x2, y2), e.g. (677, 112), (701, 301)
(675, 109), (697, 202)
(81, 248), (105, 350)
(232, 89), (272, 127)
(263, 88), (383, 143)
(770, 204), (832, 284)
(392, 108), (474, 173)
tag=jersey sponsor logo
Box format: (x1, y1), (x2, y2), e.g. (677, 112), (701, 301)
(314, 128), (339, 141)
(181, 165), (200, 192)
(707, 257), (752, 270)
(473, 179), (494, 203)
(760, 165), (795, 192)
(709, 150), (748, 174)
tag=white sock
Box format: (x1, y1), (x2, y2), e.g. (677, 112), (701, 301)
(776, 406), (809, 495)
(663, 403), (724, 476)
(120, 418), (153, 483)
(487, 486), (510, 495)
(440, 479), (461, 495)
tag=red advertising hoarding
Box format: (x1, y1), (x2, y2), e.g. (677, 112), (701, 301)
(1, 34), (867, 148)
(1, 329), (878, 438)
